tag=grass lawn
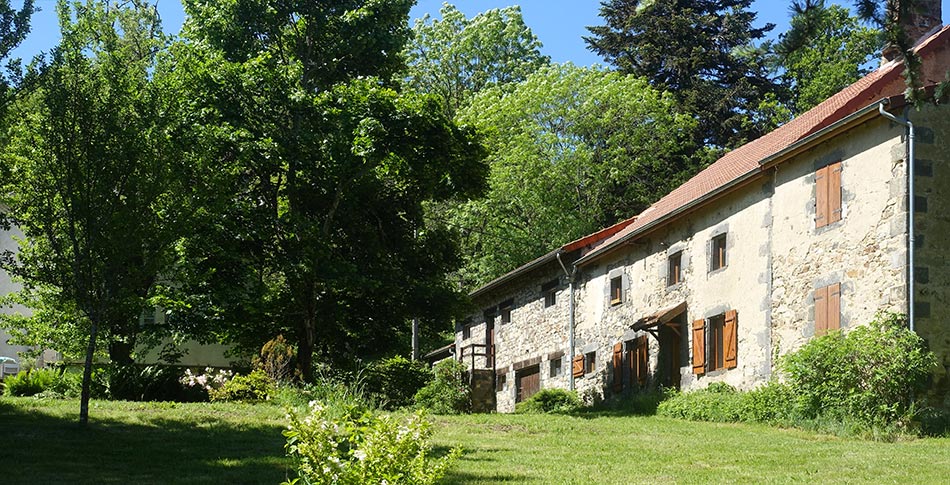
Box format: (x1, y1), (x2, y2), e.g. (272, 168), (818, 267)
(3, 397), (949, 484)
(432, 413), (950, 484)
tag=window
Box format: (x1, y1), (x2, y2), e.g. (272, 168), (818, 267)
(140, 309), (156, 326)
(541, 279), (558, 307)
(496, 372), (507, 392)
(691, 310), (737, 375)
(816, 160), (842, 228)
(609, 276), (623, 305)
(814, 283), (841, 335)
(550, 357), (562, 378)
(628, 335), (649, 388)
(499, 300), (513, 325)
(710, 233), (727, 271)
(461, 320), (472, 340)
(668, 251), (683, 286)
(584, 351), (596, 374)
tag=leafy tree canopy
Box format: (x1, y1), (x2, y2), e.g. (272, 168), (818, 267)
(450, 64), (698, 286)
(161, 0), (487, 379)
(585, 0), (786, 149)
(404, 3), (549, 118)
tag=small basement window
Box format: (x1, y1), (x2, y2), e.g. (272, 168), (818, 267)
(584, 351), (596, 374)
(496, 373), (507, 392)
(710, 233), (727, 272)
(610, 276), (623, 305)
(550, 357), (562, 378)
(668, 251), (682, 286)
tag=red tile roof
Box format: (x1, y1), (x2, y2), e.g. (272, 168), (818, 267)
(579, 25), (950, 265)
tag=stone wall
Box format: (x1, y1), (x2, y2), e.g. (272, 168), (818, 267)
(909, 103), (950, 406)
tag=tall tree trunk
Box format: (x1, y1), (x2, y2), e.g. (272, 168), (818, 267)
(79, 320), (99, 425)
(296, 319), (315, 383)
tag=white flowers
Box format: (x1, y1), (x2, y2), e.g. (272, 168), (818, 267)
(180, 367), (233, 392)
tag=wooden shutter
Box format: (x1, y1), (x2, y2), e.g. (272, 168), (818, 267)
(816, 165), (829, 228)
(572, 354), (584, 378)
(828, 161), (842, 225)
(692, 319), (706, 375)
(724, 310), (738, 369)
(828, 283), (841, 331)
(612, 343), (623, 392)
(815, 286), (829, 335)
(637, 335), (648, 386)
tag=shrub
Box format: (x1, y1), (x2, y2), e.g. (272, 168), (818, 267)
(180, 367), (234, 400)
(656, 387), (745, 422)
(365, 356), (432, 409)
(515, 388), (582, 414)
(413, 359), (470, 414)
(209, 369), (275, 402)
(781, 311), (935, 427)
(2, 369), (59, 397)
(107, 364), (205, 402)
(256, 335), (297, 383)
(740, 380), (797, 423)
(283, 401), (460, 485)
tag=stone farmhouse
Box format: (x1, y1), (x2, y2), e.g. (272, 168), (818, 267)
(456, 4), (950, 413)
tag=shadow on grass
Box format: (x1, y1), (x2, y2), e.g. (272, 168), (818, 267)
(0, 400), (291, 484)
(432, 444), (529, 483)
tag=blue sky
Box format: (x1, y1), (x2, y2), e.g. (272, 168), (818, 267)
(12, 1), (950, 64)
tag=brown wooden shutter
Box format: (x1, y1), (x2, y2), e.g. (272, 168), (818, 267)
(816, 165), (829, 228)
(724, 309), (738, 369)
(637, 335), (648, 386)
(692, 319), (706, 375)
(815, 286), (829, 335)
(572, 354), (584, 378)
(828, 161), (842, 225)
(612, 343), (623, 392)
(828, 283), (841, 331)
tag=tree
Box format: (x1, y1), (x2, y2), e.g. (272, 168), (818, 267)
(404, 3), (549, 117)
(0, 0), (185, 424)
(773, 1), (880, 113)
(450, 64), (697, 286)
(585, 0), (786, 149)
(162, 0), (487, 380)
(0, 0), (35, 109)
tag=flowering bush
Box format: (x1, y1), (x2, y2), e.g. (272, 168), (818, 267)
(209, 369), (275, 402)
(283, 401), (460, 485)
(181, 367), (233, 392)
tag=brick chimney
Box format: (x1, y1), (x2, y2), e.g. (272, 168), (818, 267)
(883, 0), (943, 61)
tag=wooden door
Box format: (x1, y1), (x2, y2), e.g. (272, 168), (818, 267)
(486, 319), (495, 368)
(516, 366), (541, 402)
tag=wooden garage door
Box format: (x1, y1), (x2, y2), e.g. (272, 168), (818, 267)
(516, 365), (541, 403)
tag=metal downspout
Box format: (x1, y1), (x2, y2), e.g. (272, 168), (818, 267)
(556, 251), (577, 391)
(878, 103), (915, 332)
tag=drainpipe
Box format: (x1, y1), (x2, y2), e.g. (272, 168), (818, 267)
(878, 103), (915, 332)
(556, 251), (577, 391)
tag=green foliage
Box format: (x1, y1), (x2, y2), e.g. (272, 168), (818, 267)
(657, 387), (746, 423)
(515, 388), (582, 414)
(772, 3), (880, 113)
(452, 64), (698, 285)
(404, 3), (549, 117)
(364, 356), (432, 410)
(162, 0), (488, 379)
(2, 369), (58, 397)
(283, 402), (461, 485)
(586, 0), (785, 148)
(255, 335), (297, 383)
(781, 311), (935, 427)
(209, 369), (275, 403)
(413, 359), (470, 414)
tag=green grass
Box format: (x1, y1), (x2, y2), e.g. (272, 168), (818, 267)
(3, 397), (949, 484)
(0, 397), (293, 484)
(432, 413), (950, 484)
